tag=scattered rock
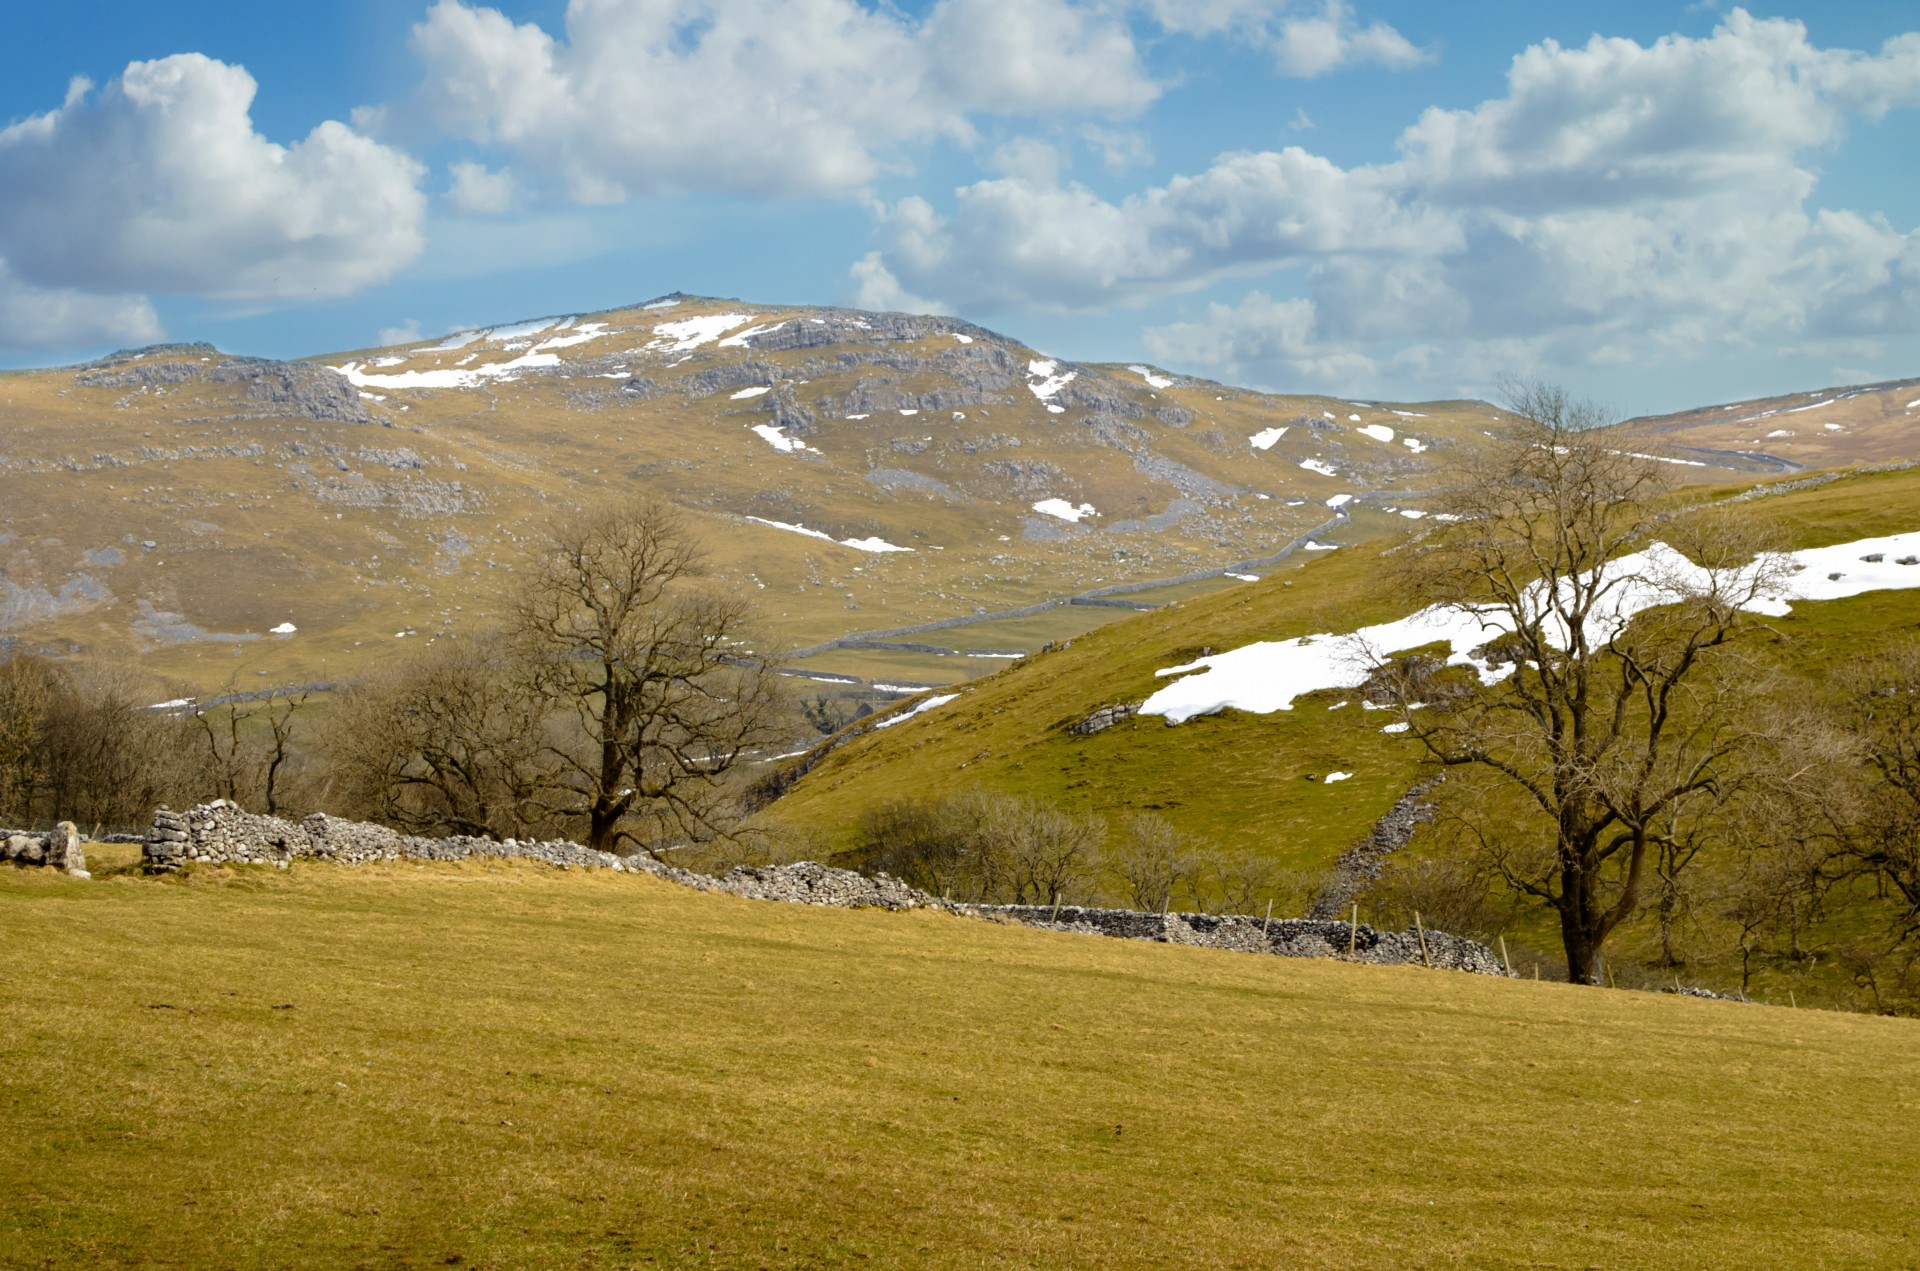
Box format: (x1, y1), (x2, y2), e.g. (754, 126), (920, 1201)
(1070, 703), (1138, 735)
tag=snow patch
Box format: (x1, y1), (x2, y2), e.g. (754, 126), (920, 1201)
(1249, 426), (1288, 450)
(1128, 364), (1174, 389)
(874, 693), (959, 728)
(953, 333), (974, 344)
(1300, 459), (1338, 477)
(1356, 423), (1395, 443)
(1142, 530), (1920, 725)
(718, 321), (787, 349)
(744, 517), (911, 553)
(270, 622), (297, 635)
(1324, 772), (1353, 783)
(533, 322), (610, 352)
(333, 350), (562, 390)
(1027, 359), (1076, 400)
(648, 313), (754, 352)
(1626, 452), (1708, 468)
(1033, 498), (1098, 522)
(489, 318), (562, 341)
(1402, 437), (1427, 453)
(749, 424), (813, 453)
(731, 386), (771, 400)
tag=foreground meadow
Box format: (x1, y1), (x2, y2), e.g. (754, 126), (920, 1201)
(2, 854), (1916, 1269)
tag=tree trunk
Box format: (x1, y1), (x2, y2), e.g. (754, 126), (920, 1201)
(587, 801), (620, 853)
(1558, 901), (1600, 984)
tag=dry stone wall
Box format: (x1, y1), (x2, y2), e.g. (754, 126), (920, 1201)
(967, 905), (1502, 974)
(142, 801), (1504, 975)
(2, 822), (87, 878)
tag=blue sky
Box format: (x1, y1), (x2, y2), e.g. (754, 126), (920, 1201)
(0, 1), (1915, 414)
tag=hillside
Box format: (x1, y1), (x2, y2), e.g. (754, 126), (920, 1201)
(1619, 376), (1920, 473)
(0, 294), (1866, 702)
(760, 463), (1920, 998)
(3, 853), (1914, 1269)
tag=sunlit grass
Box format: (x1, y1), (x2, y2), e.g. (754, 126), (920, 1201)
(3, 858), (1915, 1268)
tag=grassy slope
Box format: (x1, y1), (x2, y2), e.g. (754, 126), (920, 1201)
(3, 854), (1916, 1269)
(763, 466), (1920, 880)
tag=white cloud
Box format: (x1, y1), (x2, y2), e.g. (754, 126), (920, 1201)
(1146, 290), (1375, 384)
(860, 146), (1451, 312)
(0, 261), (161, 352)
(1271, 1), (1428, 77)
(445, 160), (519, 214)
(862, 10), (1920, 388)
(1140, 0), (1429, 77)
(404, 0), (1158, 201)
(378, 319), (424, 347)
(0, 55), (426, 303)
(848, 252), (952, 315)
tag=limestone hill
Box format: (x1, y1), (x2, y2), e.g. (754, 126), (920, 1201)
(2, 294), (1876, 701)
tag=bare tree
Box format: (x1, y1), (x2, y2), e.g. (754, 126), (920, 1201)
(1109, 814), (1196, 912)
(986, 796), (1104, 905)
(323, 636), (555, 840)
(193, 682), (312, 816)
(511, 498), (789, 853)
(42, 664), (202, 834)
(0, 655), (60, 822)
(1385, 381), (1785, 983)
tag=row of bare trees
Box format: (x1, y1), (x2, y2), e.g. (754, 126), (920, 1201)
(0, 657), (281, 834)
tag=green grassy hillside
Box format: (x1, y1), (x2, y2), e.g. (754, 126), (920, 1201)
(759, 466), (1920, 999)
(3, 854), (1915, 1269)
(767, 464), (1920, 851)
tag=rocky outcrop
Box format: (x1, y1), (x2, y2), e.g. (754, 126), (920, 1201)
(75, 352), (373, 423)
(2, 822), (87, 877)
(1070, 703), (1137, 735)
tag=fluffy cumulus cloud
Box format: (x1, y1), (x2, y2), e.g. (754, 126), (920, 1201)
(0, 261), (160, 352)
(862, 10), (1920, 390)
(403, 0), (1160, 201)
(0, 54), (425, 352)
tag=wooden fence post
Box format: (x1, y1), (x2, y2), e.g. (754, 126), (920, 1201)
(1414, 911), (1432, 968)
(1348, 903), (1359, 957)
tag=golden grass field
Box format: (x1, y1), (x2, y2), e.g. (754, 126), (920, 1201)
(3, 849), (1916, 1269)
